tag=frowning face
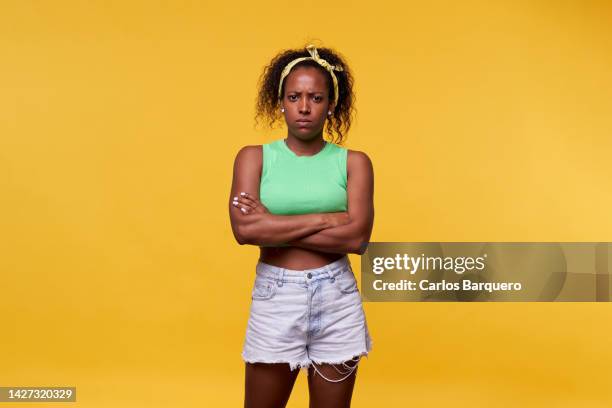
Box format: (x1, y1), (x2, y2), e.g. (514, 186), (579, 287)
(280, 66), (333, 141)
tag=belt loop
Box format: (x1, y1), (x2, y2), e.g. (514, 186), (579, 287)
(277, 268), (285, 287)
(326, 265), (336, 282)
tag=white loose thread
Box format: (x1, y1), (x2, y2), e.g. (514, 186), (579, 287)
(310, 356), (361, 383)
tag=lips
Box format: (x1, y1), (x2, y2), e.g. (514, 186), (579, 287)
(296, 120), (312, 127)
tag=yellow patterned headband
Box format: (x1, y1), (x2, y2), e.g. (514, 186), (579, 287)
(277, 44), (344, 108)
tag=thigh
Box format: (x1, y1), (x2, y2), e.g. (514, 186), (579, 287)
(307, 360), (359, 408)
(245, 362), (300, 408)
(242, 277), (311, 370)
(307, 265), (371, 364)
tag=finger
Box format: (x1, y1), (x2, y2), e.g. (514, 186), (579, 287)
(239, 192), (261, 203)
(232, 200), (250, 214)
(240, 196), (260, 208)
(232, 196), (257, 210)
(236, 193), (260, 208)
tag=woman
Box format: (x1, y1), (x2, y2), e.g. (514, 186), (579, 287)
(229, 43), (374, 408)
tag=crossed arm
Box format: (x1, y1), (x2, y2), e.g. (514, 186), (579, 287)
(228, 145), (374, 255)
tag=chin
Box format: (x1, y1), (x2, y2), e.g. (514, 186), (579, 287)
(293, 129), (322, 138)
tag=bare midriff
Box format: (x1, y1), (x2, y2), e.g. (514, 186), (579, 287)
(259, 246), (345, 271)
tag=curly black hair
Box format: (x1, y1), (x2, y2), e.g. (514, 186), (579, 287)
(254, 43), (355, 145)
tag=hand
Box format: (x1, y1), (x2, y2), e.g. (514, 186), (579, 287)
(324, 212), (350, 228)
(232, 192), (270, 215)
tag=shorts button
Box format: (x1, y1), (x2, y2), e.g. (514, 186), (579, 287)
(306, 272), (312, 279)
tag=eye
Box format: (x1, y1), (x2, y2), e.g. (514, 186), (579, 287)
(313, 96), (323, 102)
(288, 95), (298, 101)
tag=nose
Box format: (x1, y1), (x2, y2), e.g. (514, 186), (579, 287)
(299, 97), (310, 114)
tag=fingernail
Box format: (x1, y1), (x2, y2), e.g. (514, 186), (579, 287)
(233, 196), (238, 200)
(240, 208), (246, 213)
(232, 201), (238, 206)
(240, 192), (246, 196)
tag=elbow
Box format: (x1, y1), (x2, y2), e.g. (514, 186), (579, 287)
(237, 223), (266, 246)
(352, 222), (373, 255)
(356, 241), (370, 255)
(234, 224), (252, 245)
(349, 237), (370, 255)
(233, 213), (267, 246)
(234, 233), (246, 246)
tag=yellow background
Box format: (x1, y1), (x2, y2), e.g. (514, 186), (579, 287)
(1, 0), (611, 406)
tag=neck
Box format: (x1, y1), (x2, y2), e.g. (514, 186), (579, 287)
(285, 133), (326, 156)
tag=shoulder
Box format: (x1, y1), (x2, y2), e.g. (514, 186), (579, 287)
(347, 149), (373, 171)
(234, 145), (263, 162)
(233, 145), (263, 171)
(235, 144), (263, 157)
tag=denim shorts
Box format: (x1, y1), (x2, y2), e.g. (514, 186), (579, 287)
(241, 255), (373, 379)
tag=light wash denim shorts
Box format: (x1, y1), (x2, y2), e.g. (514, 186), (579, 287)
(241, 255), (373, 380)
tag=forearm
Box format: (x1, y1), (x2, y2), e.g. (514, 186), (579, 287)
(287, 220), (371, 255)
(238, 213), (332, 246)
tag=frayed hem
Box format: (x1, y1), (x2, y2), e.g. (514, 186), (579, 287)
(308, 349), (371, 367)
(242, 352), (312, 371)
(308, 349), (370, 383)
(241, 340), (373, 373)
(309, 336), (374, 367)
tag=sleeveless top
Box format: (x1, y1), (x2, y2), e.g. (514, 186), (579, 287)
(259, 138), (348, 247)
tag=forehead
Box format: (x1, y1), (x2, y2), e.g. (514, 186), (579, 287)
(284, 66), (329, 91)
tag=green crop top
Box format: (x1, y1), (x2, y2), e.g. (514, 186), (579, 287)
(259, 138), (348, 247)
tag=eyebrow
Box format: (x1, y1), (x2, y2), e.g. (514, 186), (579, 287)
(286, 91), (325, 94)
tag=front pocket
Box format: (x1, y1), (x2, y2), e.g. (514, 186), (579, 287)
(252, 277), (277, 300)
(334, 270), (359, 294)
